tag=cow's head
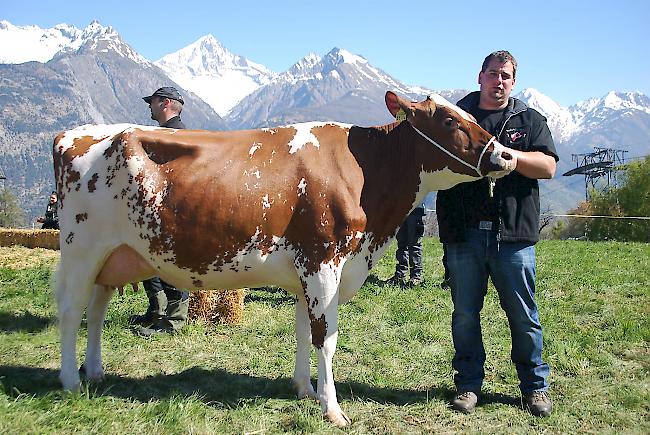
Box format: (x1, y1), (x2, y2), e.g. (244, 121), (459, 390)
(385, 91), (515, 180)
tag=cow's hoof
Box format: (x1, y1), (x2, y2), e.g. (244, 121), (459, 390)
(296, 385), (318, 401)
(324, 409), (351, 427)
(79, 363), (105, 382)
(59, 375), (81, 392)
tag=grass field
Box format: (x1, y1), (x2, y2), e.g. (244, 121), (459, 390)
(0, 240), (648, 434)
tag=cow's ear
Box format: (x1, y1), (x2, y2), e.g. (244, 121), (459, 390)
(385, 91), (401, 118)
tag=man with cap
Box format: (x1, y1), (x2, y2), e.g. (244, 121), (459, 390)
(128, 86), (190, 336)
(142, 86), (186, 129)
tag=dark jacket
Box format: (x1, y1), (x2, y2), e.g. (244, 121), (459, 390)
(436, 92), (558, 244)
(161, 116), (186, 129)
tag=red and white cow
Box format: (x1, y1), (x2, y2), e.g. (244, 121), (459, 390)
(53, 91), (515, 426)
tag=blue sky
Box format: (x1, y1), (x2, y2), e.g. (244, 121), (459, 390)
(4, 0), (649, 106)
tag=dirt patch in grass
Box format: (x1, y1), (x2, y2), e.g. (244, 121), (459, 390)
(0, 246), (59, 269)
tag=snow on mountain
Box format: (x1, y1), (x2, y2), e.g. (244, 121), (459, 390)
(516, 88), (650, 143)
(155, 34), (277, 116)
(276, 47), (433, 98)
(0, 20), (82, 63)
(0, 20), (150, 67)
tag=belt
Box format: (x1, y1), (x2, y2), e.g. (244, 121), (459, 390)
(473, 220), (498, 230)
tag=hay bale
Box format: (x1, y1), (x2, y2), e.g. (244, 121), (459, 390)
(189, 289), (245, 325)
(0, 228), (60, 250)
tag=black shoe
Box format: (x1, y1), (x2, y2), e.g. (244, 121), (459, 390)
(409, 276), (424, 287)
(385, 275), (408, 287)
(127, 312), (160, 327)
(136, 324), (174, 337)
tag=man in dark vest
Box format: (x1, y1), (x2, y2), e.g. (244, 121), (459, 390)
(436, 51), (558, 417)
(128, 86), (190, 336)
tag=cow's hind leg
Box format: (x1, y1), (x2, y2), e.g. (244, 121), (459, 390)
(56, 261), (95, 391)
(299, 265), (351, 427)
(293, 294), (317, 400)
(82, 284), (114, 382)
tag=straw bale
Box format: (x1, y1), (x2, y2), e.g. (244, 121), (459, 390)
(189, 288), (245, 325)
(0, 228), (60, 250)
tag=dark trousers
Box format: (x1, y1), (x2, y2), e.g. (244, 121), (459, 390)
(142, 277), (188, 314)
(395, 209), (425, 279)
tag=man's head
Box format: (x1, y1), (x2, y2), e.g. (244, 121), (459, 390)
(478, 50), (517, 110)
(49, 192), (57, 203)
(142, 87), (184, 126)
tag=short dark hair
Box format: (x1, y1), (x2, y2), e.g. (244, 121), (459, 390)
(481, 50), (517, 79)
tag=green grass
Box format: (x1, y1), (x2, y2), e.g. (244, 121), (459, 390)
(0, 241), (648, 434)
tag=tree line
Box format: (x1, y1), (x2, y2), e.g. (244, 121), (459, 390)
(550, 156), (650, 242)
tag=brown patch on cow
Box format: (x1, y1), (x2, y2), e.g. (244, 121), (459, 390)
(75, 213), (88, 224)
(87, 173), (99, 192)
(65, 232), (74, 244)
(53, 134), (110, 207)
(309, 312), (327, 349)
(192, 279), (204, 288)
(303, 289), (328, 349)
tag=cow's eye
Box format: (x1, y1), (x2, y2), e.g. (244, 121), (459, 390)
(444, 118), (455, 128)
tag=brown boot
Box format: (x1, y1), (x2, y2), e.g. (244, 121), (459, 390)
(523, 391), (553, 417)
(452, 390), (479, 414)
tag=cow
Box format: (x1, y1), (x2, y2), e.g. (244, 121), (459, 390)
(52, 91), (516, 426)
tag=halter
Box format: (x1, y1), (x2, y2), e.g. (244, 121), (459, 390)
(411, 125), (496, 177)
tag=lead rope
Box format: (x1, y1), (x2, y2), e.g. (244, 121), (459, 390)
(410, 124), (496, 177)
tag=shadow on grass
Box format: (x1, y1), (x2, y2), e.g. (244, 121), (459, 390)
(0, 311), (54, 333)
(0, 365), (517, 408)
(244, 287), (295, 305)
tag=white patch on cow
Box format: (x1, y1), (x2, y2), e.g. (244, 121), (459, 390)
(284, 122), (348, 154)
(297, 178), (307, 195)
(262, 194), (271, 209)
(320, 211), (329, 227)
(429, 94), (475, 122)
(287, 123), (321, 154)
(262, 128), (278, 135)
(420, 166), (478, 192)
(249, 143), (262, 157)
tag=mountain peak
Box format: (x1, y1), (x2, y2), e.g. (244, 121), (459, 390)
(324, 47), (367, 66)
(154, 35), (276, 116)
(72, 21), (149, 66)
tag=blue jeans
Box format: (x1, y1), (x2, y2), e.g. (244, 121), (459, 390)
(445, 228), (549, 394)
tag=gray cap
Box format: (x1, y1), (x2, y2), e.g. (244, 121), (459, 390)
(142, 86), (184, 104)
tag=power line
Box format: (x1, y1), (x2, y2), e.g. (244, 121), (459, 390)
(551, 214), (650, 220)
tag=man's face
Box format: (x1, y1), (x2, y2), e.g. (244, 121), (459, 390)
(49, 194), (57, 203)
(478, 59), (516, 110)
(149, 96), (165, 122)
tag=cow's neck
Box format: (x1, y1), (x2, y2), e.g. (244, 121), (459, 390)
(348, 122), (428, 248)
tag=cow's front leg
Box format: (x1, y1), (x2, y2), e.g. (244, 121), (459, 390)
(293, 295), (317, 400)
(300, 266), (351, 427)
(82, 284), (114, 382)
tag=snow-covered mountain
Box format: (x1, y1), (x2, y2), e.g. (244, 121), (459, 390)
(0, 20), (149, 66)
(516, 88), (650, 145)
(0, 20), (82, 63)
(155, 35), (276, 116)
(226, 47), (467, 129)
